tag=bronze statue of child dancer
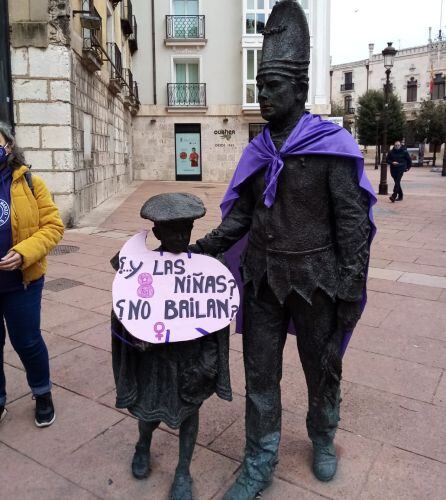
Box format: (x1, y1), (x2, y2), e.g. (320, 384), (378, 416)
(110, 193), (232, 500)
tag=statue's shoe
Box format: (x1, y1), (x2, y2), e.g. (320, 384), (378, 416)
(223, 472), (272, 500)
(131, 448), (151, 480)
(169, 472), (193, 500)
(312, 443), (337, 482)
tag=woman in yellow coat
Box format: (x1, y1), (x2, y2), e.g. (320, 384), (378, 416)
(0, 122), (64, 427)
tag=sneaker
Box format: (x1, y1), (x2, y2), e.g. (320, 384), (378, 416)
(0, 406), (7, 422)
(34, 392), (56, 428)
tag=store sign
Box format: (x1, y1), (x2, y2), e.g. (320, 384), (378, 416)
(113, 232), (240, 344)
(175, 131), (201, 176)
(214, 129), (236, 141)
(326, 116), (344, 127)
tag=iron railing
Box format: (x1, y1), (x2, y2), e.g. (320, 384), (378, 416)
(123, 68), (134, 98)
(166, 15), (205, 39)
(107, 42), (123, 82)
(167, 83), (206, 107)
(341, 82), (354, 91)
(133, 81), (140, 105)
(82, 5), (102, 71)
(121, 0), (133, 36)
(129, 15), (138, 53)
(345, 107), (355, 115)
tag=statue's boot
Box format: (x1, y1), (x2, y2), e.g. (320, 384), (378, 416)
(169, 471), (193, 500)
(312, 442), (337, 482)
(223, 433), (280, 500)
(131, 444), (151, 479)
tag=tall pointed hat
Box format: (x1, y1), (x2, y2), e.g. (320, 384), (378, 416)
(257, 0), (310, 79)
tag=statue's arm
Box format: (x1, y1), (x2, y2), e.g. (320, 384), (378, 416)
(328, 157), (371, 304)
(191, 183), (255, 256)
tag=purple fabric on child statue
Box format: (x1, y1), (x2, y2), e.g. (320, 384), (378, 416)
(221, 112), (377, 355)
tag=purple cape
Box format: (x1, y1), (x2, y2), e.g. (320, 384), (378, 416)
(222, 112), (377, 355)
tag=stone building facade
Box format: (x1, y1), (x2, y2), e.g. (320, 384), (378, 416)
(4, 0), (140, 225)
(330, 38), (446, 126)
(132, 0), (331, 184)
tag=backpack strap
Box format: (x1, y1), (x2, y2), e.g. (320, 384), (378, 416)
(24, 171), (34, 196)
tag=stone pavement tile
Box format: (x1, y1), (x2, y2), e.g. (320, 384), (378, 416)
(0, 443), (97, 500)
(41, 299), (107, 336)
(349, 324), (446, 370)
(370, 246), (421, 264)
(0, 387), (123, 468)
(50, 344), (114, 400)
(76, 269), (114, 291)
(54, 417), (239, 500)
(343, 348), (442, 402)
(369, 258), (391, 268)
(366, 278), (443, 301)
(45, 261), (92, 280)
(398, 272), (446, 289)
(341, 383), (446, 463)
(71, 321), (111, 352)
(357, 305), (391, 328)
(382, 307), (446, 342)
(439, 289), (446, 303)
(3, 363), (31, 404)
(4, 330), (81, 369)
(359, 445), (446, 500)
(49, 251), (108, 270)
(92, 303), (114, 316)
(367, 267), (403, 281)
(416, 251), (446, 268)
(433, 373), (446, 407)
(386, 260), (446, 277)
(45, 285), (111, 311)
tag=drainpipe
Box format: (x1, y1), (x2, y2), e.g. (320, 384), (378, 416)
(0, 0), (14, 128)
(329, 69), (333, 107)
(151, 0), (157, 104)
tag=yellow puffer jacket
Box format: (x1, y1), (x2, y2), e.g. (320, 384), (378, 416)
(10, 166), (64, 284)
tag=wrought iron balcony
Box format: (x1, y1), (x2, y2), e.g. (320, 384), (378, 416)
(82, 7), (102, 73)
(121, 0), (133, 36)
(129, 15), (138, 53)
(107, 42), (123, 94)
(167, 83), (207, 107)
(166, 15), (205, 39)
(133, 81), (139, 105)
(123, 68), (134, 107)
(345, 107), (355, 115)
(341, 82), (355, 91)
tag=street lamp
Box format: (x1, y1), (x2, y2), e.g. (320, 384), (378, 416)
(379, 42), (397, 195)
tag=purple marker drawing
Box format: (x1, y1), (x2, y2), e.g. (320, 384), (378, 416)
(137, 285), (154, 299)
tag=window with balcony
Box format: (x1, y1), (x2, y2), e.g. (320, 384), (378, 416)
(168, 60), (206, 107)
(432, 73), (445, 100)
(166, 0), (205, 40)
(244, 49), (262, 105)
(341, 72), (354, 91)
(407, 77), (417, 102)
(81, 0), (103, 72)
(244, 0), (309, 35)
(344, 95), (354, 114)
(121, 0), (133, 36)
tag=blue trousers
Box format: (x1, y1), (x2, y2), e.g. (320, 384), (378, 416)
(0, 280), (51, 406)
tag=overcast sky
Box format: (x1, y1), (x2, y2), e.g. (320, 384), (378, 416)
(330, 0), (445, 64)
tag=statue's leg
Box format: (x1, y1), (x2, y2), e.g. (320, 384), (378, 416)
(169, 411), (199, 500)
(290, 289), (340, 482)
(224, 283), (288, 500)
(132, 419), (160, 479)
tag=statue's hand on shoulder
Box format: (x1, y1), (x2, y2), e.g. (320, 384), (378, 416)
(337, 299), (362, 332)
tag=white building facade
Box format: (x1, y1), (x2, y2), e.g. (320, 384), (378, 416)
(132, 0), (331, 183)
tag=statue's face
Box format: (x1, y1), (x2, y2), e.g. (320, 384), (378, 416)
(152, 221), (193, 254)
(257, 74), (305, 123)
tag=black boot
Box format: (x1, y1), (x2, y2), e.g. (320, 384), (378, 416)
(131, 444), (151, 479)
(312, 442), (337, 482)
(169, 471), (193, 500)
(389, 193), (397, 203)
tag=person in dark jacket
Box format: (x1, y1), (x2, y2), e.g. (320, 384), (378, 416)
(387, 140), (412, 202)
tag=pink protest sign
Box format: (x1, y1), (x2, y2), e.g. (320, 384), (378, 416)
(112, 231), (240, 344)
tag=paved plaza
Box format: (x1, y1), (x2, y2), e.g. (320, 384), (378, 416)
(1, 165), (446, 499)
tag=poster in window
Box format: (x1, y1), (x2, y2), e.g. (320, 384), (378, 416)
(175, 132), (201, 176)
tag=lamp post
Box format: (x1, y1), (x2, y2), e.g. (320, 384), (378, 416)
(379, 42), (397, 195)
